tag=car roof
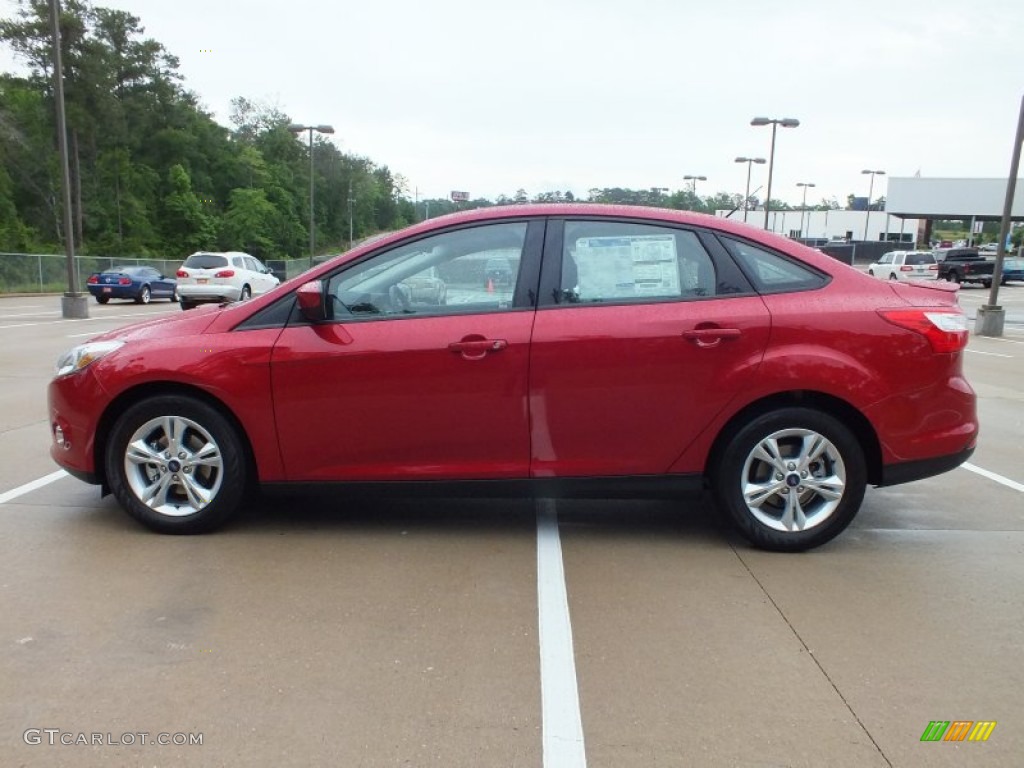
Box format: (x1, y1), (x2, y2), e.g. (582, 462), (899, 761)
(323, 203), (841, 273)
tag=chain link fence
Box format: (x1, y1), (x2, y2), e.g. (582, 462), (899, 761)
(0, 253), (318, 294)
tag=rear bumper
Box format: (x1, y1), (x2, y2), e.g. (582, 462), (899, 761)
(87, 286), (136, 299)
(877, 445), (974, 487)
(178, 285), (240, 302)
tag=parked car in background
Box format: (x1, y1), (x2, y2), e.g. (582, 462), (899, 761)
(86, 266), (177, 304)
(175, 251), (279, 309)
(866, 250), (938, 281)
(978, 243), (999, 253)
(935, 248), (996, 287)
(484, 256), (514, 287)
(999, 258), (1024, 283)
(48, 204), (977, 552)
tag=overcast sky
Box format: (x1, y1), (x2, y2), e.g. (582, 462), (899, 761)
(3, 0), (1022, 206)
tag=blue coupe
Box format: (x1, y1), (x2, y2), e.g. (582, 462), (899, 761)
(86, 266), (177, 304)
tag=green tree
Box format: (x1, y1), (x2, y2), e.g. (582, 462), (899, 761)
(161, 164), (216, 255)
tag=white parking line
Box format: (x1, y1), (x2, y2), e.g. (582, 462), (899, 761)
(961, 463), (1024, 493)
(536, 499), (587, 768)
(964, 349), (1012, 358)
(0, 470), (68, 505)
(0, 311), (61, 319)
(0, 309), (175, 331)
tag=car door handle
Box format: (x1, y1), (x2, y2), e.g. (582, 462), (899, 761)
(448, 338), (508, 359)
(681, 327), (741, 347)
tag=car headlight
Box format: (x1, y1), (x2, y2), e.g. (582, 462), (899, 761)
(55, 340), (125, 378)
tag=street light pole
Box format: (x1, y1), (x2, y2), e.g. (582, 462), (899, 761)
(861, 169), (885, 241)
(751, 117), (800, 230)
(288, 123), (335, 259)
(797, 182), (816, 238)
(49, 0), (87, 318)
(683, 174), (707, 201)
(735, 157), (765, 223)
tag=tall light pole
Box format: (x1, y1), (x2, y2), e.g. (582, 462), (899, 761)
(288, 123), (335, 259)
(49, 0), (87, 318)
(861, 169), (885, 241)
(751, 117), (800, 229)
(797, 182), (816, 238)
(683, 174), (707, 197)
(735, 157), (765, 222)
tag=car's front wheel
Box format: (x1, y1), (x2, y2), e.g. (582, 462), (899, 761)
(712, 408), (866, 552)
(240, 285), (251, 300)
(888, 273), (898, 281)
(105, 396), (249, 534)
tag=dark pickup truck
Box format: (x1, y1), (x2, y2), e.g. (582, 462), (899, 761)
(936, 248), (997, 286)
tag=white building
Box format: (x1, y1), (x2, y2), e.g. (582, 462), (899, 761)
(714, 209), (920, 243)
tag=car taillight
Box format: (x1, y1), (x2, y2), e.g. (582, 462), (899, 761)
(118, 277), (131, 285)
(928, 264), (938, 270)
(878, 309), (969, 353)
(215, 270), (235, 278)
(176, 269), (188, 278)
(87, 275), (98, 284)
(900, 265), (913, 271)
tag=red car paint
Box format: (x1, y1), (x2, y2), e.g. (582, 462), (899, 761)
(49, 205), (976, 499)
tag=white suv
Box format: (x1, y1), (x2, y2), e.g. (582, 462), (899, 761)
(866, 250), (938, 281)
(176, 251), (280, 309)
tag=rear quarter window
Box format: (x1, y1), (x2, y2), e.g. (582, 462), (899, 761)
(905, 253), (936, 265)
(719, 237), (828, 293)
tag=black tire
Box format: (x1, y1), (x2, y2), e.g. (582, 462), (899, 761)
(981, 279), (992, 289)
(135, 285), (151, 304)
(240, 284), (251, 301)
(711, 407), (867, 552)
(105, 395), (249, 534)
(951, 272), (962, 284)
(96, 295), (109, 304)
(888, 273), (898, 281)
(180, 300), (195, 311)
(867, 270), (874, 276)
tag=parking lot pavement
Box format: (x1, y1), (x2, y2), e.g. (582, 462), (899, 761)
(1, 485), (542, 767)
(2, 293), (1023, 767)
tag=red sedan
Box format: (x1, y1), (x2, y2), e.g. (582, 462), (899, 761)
(48, 205), (977, 551)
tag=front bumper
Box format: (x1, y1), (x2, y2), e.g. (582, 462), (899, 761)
(47, 369), (108, 484)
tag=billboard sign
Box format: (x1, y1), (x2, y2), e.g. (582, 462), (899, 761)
(450, 191), (470, 202)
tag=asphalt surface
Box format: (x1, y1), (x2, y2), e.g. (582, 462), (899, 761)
(1, 290), (1022, 768)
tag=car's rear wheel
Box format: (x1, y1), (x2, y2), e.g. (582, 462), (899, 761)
(888, 273), (898, 281)
(105, 396), (249, 534)
(240, 285), (251, 300)
(96, 295), (109, 304)
(135, 285), (151, 304)
(867, 270), (874, 276)
(180, 300), (195, 311)
(712, 408), (866, 552)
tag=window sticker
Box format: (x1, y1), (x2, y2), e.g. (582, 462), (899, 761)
(573, 234), (680, 299)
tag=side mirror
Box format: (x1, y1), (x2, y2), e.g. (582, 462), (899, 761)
(296, 280), (328, 323)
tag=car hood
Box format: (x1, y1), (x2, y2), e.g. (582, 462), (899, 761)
(90, 304), (222, 344)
